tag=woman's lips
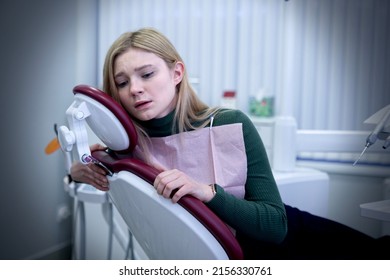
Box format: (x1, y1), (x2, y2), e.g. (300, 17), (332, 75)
(135, 100), (151, 110)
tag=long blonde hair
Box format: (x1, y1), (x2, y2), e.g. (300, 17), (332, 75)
(102, 27), (219, 135)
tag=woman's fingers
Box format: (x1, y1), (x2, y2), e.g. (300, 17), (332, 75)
(154, 169), (180, 197)
(70, 162), (109, 191)
(86, 164), (109, 190)
(90, 143), (107, 152)
(153, 169), (210, 203)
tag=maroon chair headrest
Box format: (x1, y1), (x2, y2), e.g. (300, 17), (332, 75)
(73, 84), (138, 154)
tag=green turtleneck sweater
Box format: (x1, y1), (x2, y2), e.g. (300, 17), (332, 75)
(139, 109), (287, 255)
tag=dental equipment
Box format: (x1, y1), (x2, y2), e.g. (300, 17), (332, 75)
(56, 89), (120, 259)
(358, 105), (390, 223)
(353, 104), (390, 165)
(58, 84), (243, 259)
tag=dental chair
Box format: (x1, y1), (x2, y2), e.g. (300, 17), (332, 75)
(58, 85), (243, 260)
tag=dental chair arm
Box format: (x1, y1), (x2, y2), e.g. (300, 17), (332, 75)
(92, 150), (244, 260)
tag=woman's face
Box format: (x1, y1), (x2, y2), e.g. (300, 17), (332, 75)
(113, 48), (183, 121)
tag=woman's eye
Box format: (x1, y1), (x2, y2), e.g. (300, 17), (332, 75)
(142, 72), (154, 79)
(116, 81), (128, 88)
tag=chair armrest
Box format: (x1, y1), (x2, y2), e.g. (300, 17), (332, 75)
(92, 150), (244, 259)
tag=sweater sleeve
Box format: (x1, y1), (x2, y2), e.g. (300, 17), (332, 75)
(206, 109), (287, 244)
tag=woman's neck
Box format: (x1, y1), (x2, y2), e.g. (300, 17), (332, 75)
(138, 109), (176, 137)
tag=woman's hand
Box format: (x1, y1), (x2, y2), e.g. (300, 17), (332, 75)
(153, 169), (215, 203)
(69, 144), (109, 191)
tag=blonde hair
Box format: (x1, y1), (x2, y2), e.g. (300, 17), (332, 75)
(102, 27), (219, 134)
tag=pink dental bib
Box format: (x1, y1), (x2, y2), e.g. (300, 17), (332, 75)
(135, 123), (247, 199)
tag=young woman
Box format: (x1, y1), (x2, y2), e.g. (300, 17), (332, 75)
(70, 27), (388, 259)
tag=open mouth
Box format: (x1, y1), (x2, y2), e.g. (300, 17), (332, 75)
(135, 100), (151, 109)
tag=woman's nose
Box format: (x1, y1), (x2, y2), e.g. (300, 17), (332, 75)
(130, 79), (143, 95)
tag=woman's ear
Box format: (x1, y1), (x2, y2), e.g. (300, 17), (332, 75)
(173, 61), (184, 86)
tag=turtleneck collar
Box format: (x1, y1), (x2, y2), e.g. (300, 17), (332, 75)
(138, 109), (176, 137)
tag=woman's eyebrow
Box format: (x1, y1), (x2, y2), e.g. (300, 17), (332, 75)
(134, 64), (153, 72)
(114, 71), (126, 79)
(115, 64), (154, 78)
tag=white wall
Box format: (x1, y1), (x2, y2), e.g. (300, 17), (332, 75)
(0, 0), (89, 259)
